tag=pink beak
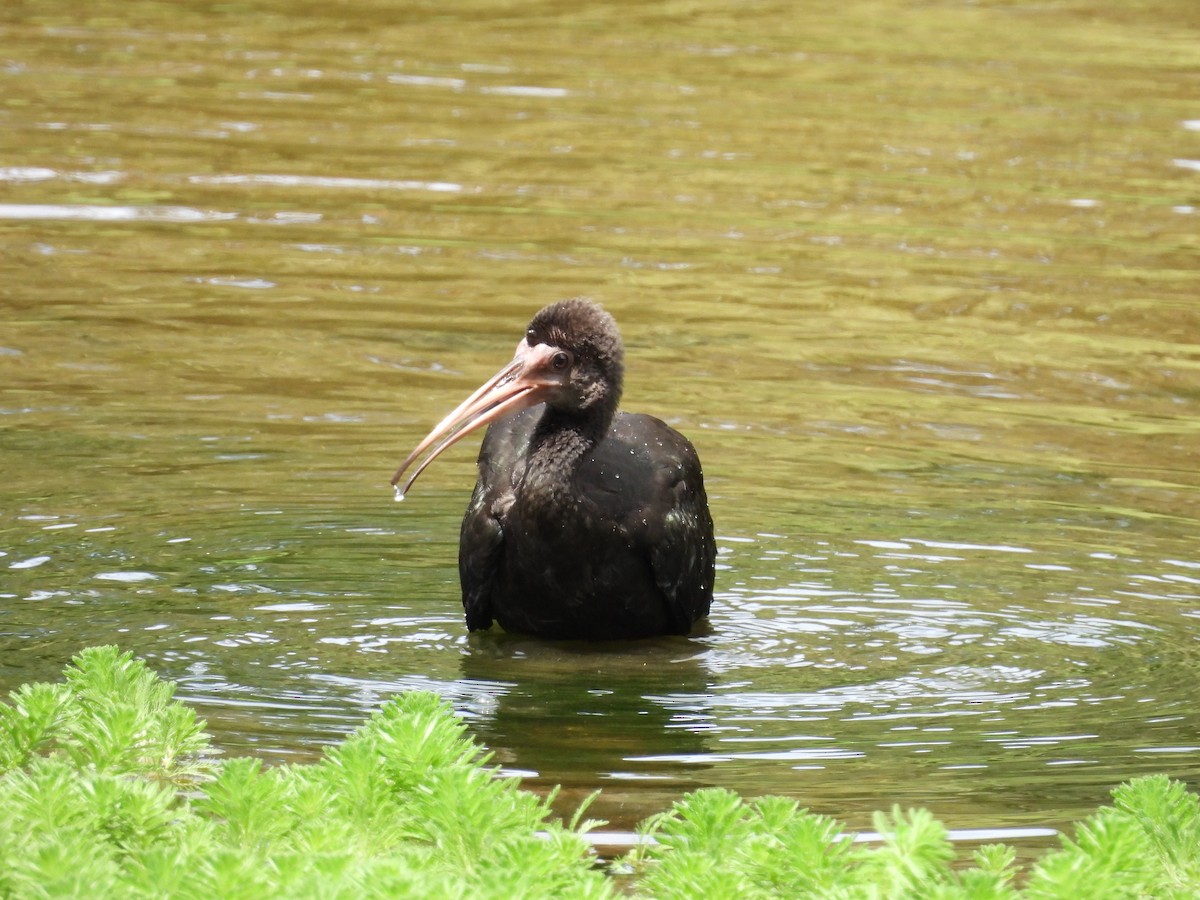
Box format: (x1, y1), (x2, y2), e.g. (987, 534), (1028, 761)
(391, 341), (566, 496)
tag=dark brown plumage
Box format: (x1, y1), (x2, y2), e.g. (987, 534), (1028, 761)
(391, 298), (715, 640)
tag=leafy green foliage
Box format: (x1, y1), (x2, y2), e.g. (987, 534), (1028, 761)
(630, 788), (861, 898)
(619, 776), (1200, 899)
(0, 682), (73, 771)
(0, 645), (213, 784)
(628, 788), (1017, 899)
(2, 646), (1200, 898)
(625, 774), (1200, 899)
(1024, 775), (1200, 899)
(0, 647), (610, 899)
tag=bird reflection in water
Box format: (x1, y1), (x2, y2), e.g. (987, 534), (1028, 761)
(457, 632), (716, 833)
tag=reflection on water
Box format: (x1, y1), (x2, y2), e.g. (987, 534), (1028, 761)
(3, 0), (1199, 851)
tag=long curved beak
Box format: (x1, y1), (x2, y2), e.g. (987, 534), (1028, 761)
(390, 341), (563, 497)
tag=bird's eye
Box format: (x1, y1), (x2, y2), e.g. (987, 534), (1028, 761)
(552, 351), (572, 371)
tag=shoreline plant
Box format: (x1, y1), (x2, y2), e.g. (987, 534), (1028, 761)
(1, 647), (1197, 897)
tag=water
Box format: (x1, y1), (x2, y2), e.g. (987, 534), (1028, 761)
(2, 0), (1199, 850)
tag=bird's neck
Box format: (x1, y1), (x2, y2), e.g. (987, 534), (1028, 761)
(520, 407), (610, 504)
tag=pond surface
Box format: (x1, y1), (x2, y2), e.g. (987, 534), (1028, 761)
(3, 0), (1199, 852)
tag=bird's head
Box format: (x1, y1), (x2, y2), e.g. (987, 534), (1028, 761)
(391, 298), (625, 496)
(523, 298), (624, 417)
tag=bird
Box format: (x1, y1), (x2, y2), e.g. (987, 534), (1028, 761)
(390, 298), (715, 640)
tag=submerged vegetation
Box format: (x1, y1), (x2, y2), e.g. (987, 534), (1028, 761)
(2, 648), (1199, 897)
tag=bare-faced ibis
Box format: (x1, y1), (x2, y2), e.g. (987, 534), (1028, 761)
(391, 299), (715, 640)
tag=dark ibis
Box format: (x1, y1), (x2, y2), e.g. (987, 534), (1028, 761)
(391, 298), (715, 640)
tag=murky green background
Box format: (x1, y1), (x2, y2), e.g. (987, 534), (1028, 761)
(3, 0), (1198, 850)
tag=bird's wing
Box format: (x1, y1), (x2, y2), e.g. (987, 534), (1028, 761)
(459, 477), (502, 631)
(457, 408), (538, 631)
(648, 450), (716, 632)
(585, 413), (716, 632)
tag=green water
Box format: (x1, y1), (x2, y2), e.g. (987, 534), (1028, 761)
(2, 0), (1199, 845)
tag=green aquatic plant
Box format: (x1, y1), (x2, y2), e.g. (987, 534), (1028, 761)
(627, 777), (1200, 898)
(2, 646), (1200, 898)
(1022, 775), (1200, 899)
(0, 647), (610, 899)
(0, 646), (210, 783)
(625, 788), (1020, 899)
